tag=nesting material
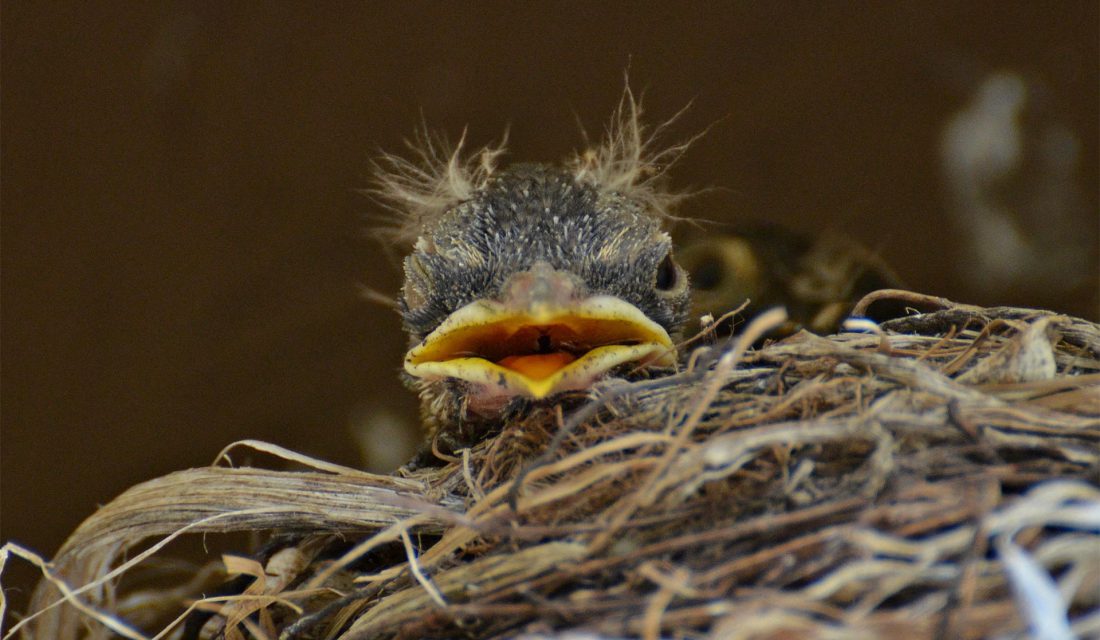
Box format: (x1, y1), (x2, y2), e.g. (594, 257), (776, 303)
(5, 290), (1099, 640)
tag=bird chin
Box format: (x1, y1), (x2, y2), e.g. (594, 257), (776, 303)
(404, 295), (676, 401)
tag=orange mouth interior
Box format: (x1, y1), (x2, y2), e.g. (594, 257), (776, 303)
(498, 351), (578, 380)
(409, 317), (651, 372)
(404, 297), (676, 398)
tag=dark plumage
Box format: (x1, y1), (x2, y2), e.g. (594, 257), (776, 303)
(400, 165), (688, 341)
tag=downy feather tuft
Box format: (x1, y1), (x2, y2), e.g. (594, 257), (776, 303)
(371, 85), (698, 243)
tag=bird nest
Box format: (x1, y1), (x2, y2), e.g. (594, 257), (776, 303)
(5, 290), (1099, 640)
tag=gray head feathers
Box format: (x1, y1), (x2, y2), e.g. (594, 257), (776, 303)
(371, 87), (695, 244)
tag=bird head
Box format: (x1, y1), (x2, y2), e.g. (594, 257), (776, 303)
(374, 92), (694, 438)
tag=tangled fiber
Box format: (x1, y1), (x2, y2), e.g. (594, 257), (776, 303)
(4, 290), (1099, 639)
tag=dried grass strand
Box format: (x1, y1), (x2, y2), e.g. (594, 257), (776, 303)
(7, 291), (1100, 640)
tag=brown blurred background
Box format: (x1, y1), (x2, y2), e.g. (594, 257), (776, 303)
(2, 2), (1097, 605)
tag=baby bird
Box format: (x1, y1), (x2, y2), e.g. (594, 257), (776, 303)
(375, 95), (693, 453)
(678, 224), (903, 338)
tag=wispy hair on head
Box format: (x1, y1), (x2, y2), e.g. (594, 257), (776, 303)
(371, 83), (700, 244)
(370, 124), (507, 243)
(568, 84), (699, 220)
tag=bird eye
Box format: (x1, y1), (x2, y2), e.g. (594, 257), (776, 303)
(402, 280), (426, 311)
(655, 252), (680, 292)
(402, 255), (431, 310)
(687, 250), (724, 290)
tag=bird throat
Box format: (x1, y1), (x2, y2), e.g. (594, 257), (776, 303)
(497, 352), (577, 380)
(404, 296), (676, 402)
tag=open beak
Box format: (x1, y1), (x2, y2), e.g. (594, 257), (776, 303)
(404, 295), (676, 399)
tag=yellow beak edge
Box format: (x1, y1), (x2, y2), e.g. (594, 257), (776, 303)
(404, 295), (676, 399)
